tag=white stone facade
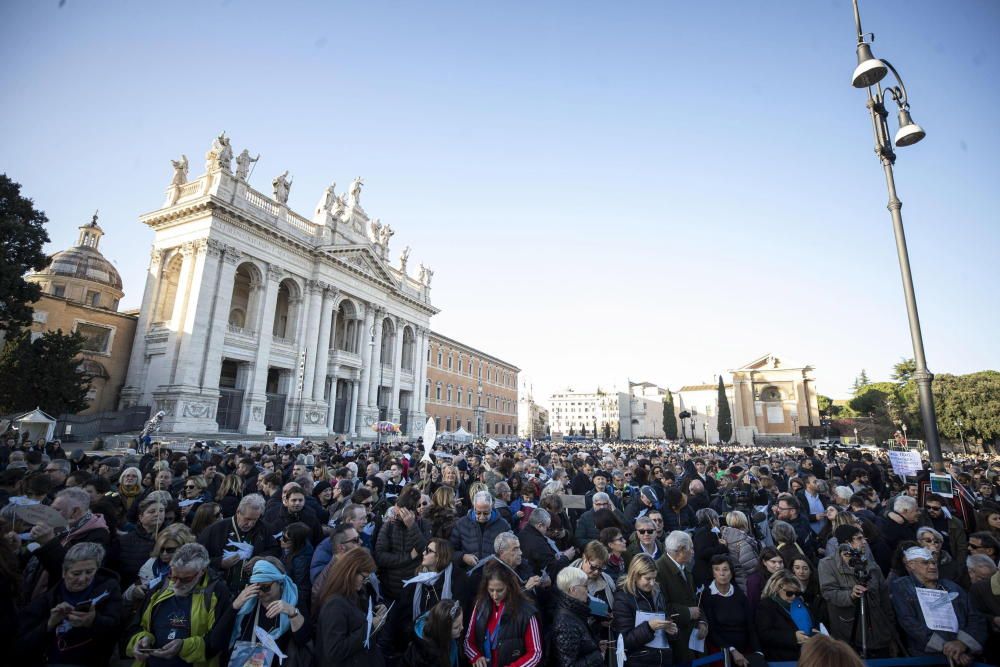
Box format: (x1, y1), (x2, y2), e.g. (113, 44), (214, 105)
(548, 388), (620, 438)
(618, 382), (668, 440)
(119, 135), (438, 438)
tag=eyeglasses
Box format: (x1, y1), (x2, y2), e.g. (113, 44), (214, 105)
(925, 505), (942, 512)
(919, 537), (942, 545)
(161, 546), (178, 555)
(168, 571), (199, 584)
(968, 543), (985, 551)
(650, 518), (663, 524)
(423, 547), (437, 555)
(780, 588), (801, 598)
(637, 529), (655, 535)
(257, 582), (276, 594)
(185, 485), (197, 490)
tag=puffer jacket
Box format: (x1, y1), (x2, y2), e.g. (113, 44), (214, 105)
(448, 509), (510, 567)
(551, 591), (604, 667)
(374, 514), (430, 601)
(721, 526), (759, 591)
(114, 524), (157, 588)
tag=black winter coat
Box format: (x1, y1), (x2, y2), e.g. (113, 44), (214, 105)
(551, 592), (604, 667)
(449, 510), (511, 567)
(374, 516), (430, 601)
(611, 586), (673, 666)
(197, 516), (280, 591)
(691, 527), (729, 588)
(18, 568), (123, 667)
(754, 597), (804, 662)
(315, 594), (386, 667)
(114, 525), (156, 587)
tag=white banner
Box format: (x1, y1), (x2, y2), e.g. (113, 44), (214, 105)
(274, 437), (304, 447)
(888, 450), (922, 477)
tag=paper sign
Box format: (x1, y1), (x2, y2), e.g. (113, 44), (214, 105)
(421, 418), (436, 463)
(635, 611), (669, 648)
(616, 634), (626, 667)
(915, 587), (959, 633)
(178, 499), (200, 507)
(888, 450), (922, 477)
(688, 627), (705, 653)
(558, 494), (587, 510)
(254, 625), (288, 664)
(588, 594), (610, 618)
(929, 474), (954, 498)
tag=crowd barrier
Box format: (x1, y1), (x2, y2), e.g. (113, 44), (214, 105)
(682, 653), (998, 667)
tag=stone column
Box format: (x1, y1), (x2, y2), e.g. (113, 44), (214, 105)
(367, 309), (385, 411)
(299, 282), (323, 401)
(244, 265), (282, 433)
(119, 247), (164, 407)
(348, 380), (359, 436)
(416, 328), (429, 414)
(312, 286), (336, 401)
(355, 303), (375, 433)
(389, 318), (405, 420)
(410, 327), (429, 437)
(197, 242), (240, 390)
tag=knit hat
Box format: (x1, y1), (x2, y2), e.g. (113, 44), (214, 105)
(313, 480), (331, 497)
(640, 485), (658, 504)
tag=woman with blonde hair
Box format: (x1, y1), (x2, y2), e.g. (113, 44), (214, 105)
(755, 570), (818, 662)
(426, 485), (458, 539)
(721, 510), (760, 591)
(216, 473), (244, 517)
(123, 523), (196, 603)
(612, 554), (677, 666)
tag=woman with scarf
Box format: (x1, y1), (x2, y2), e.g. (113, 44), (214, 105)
(396, 537), (458, 652)
(403, 599), (465, 667)
(755, 570), (817, 662)
(611, 554), (677, 667)
(225, 557), (310, 663)
(463, 560), (541, 667)
(315, 548), (388, 667)
(111, 466), (144, 526)
(18, 542), (123, 667)
(123, 524), (195, 606)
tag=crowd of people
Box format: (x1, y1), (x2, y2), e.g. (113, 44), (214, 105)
(2, 433), (1000, 667)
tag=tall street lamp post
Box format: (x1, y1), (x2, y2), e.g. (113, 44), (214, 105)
(849, 0), (943, 471)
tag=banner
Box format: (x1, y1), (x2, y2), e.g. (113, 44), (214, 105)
(888, 450), (922, 477)
(274, 437), (304, 447)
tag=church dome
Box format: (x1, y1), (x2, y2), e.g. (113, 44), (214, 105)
(28, 211), (125, 309)
(39, 245), (123, 290)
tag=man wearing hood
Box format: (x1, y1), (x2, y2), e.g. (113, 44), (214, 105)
(448, 491), (510, 569)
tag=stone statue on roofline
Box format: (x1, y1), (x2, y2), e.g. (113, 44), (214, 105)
(272, 171), (292, 204)
(205, 132), (233, 172)
(379, 224), (394, 247)
(235, 149), (259, 180)
(419, 263), (433, 287)
(170, 154), (188, 186)
(399, 246), (411, 273)
(349, 176), (364, 205)
(369, 218), (383, 244)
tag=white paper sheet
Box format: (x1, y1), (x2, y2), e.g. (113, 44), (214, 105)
(688, 627), (705, 653)
(916, 587), (959, 633)
(634, 611), (669, 649)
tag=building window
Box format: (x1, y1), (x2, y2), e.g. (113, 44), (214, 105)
(87, 291), (100, 307)
(448, 354), (453, 370)
(446, 418), (452, 431)
(427, 347), (431, 362)
(468, 393), (473, 407)
(437, 350), (443, 366)
(75, 322), (115, 355)
(435, 417), (441, 431)
(447, 386), (453, 402)
(458, 357), (463, 373)
(436, 385), (442, 400)
(52, 284), (66, 298)
(467, 420), (472, 431)
(457, 388), (463, 405)
(425, 380), (430, 398)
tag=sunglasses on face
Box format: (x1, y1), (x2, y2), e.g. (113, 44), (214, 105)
(257, 582), (276, 594)
(780, 589), (801, 598)
(637, 529), (655, 535)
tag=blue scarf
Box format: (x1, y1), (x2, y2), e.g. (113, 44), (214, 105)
(230, 560), (299, 644)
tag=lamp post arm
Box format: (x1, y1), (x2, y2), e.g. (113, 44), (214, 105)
(851, 0), (864, 42)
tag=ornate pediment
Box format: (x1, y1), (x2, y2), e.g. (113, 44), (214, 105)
(320, 244), (398, 286)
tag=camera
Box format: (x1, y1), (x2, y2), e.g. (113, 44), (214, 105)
(846, 547), (871, 585)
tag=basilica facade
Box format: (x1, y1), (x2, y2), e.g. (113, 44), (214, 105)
(119, 134), (438, 437)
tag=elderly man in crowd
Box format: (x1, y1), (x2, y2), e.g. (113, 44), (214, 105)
(27, 486), (111, 593)
(198, 493), (279, 593)
(890, 545), (987, 665)
(126, 543), (231, 665)
(656, 530), (706, 663)
(449, 490), (510, 569)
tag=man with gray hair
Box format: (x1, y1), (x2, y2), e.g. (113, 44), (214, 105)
(877, 494), (920, 554)
(449, 490), (510, 569)
(656, 530), (705, 662)
(518, 506), (575, 580)
(494, 531), (540, 588)
(127, 543), (232, 664)
(966, 553), (997, 585)
(198, 493), (279, 593)
(574, 491), (622, 551)
(27, 486), (111, 586)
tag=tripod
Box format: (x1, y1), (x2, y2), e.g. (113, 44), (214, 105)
(849, 586), (869, 659)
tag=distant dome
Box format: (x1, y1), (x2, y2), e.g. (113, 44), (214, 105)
(27, 211), (125, 309)
(37, 246), (123, 290)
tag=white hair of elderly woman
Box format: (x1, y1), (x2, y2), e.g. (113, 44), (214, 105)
(664, 530), (693, 553)
(556, 565), (587, 594)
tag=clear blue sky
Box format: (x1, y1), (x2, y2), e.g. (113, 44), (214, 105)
(2, 0), (998, 403)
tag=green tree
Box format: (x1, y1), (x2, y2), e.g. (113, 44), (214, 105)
(0, 329), (92, 416)
(851, 369), (872, 396)
(817, 394), (843, 418)
(0, 174), (51, 333)
(933, 371), (1000, 443)
(716, 377), (732, 443)
(662, 391), (678, 439)
(848, 381), (898, 419)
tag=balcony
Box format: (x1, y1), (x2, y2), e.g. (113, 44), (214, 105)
(329, 348), (362, 369)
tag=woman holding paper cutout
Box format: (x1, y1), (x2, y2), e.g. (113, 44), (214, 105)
(463, 560), (541, 667)
(19, 542), (123, 667)
(223, 557), (309, 664)
(315, 548), (387, 667)
(754, 570), (817, 662)
(611, 554), (677, 666)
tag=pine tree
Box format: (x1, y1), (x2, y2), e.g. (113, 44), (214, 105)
(0, 329), (92, 415)
(662, 392), (678, 439)
(716, 377), (732, 443)
(852, 369), (872, 395)
(0, 174), (51, 333)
